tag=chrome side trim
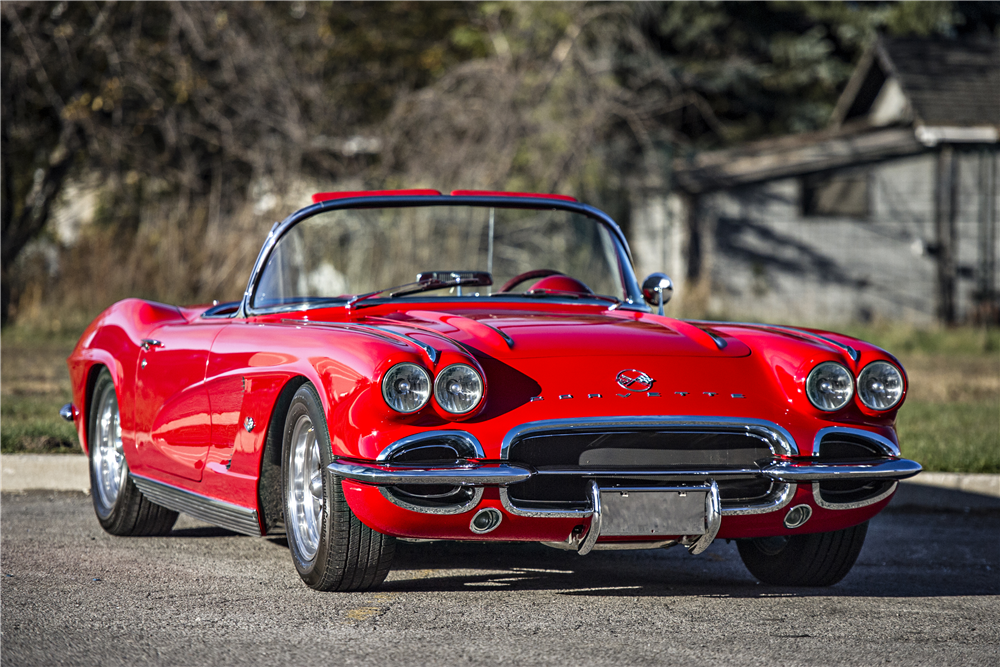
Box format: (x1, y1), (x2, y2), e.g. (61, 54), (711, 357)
(812, 481), (898, 510)
(376, 430), (485, 461)
(577, 480), (602, 556)
(499, 416), (799, 458)
(686, 480), (721, 555)
(327, 460), (533, 486)
(813, 426), (900, 457)
(131, 474), (261, 536)
(378, 486), (483, 515)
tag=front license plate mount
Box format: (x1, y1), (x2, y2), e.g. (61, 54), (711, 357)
(598, 486), (709, 537)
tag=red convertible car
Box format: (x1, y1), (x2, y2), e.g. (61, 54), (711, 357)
(64, 190), (920, 591)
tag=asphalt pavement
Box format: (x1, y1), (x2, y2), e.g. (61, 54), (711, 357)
(2, 485), (998, 667)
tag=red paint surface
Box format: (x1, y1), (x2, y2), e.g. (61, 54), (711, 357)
(312, 189), (441, 203)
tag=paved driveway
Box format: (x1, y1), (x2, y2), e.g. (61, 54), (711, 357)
(2, 490), (997, 666)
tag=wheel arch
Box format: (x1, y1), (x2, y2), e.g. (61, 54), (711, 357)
(80, 362), (113, 455)
(257, 375), (310, 535)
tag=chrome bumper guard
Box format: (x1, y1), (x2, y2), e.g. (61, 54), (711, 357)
(327, 457), (922, 487)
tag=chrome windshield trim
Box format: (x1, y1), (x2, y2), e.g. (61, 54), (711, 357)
(241, 195), (647, 318)
(327, 460), (533, 486)
(813, 426), (901, 457)
(376, 430), (485, 462)
(812, 481), (898, 510)
(500, 416), (799, 458)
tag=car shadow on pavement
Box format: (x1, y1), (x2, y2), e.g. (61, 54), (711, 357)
(377, 498), (999, 599)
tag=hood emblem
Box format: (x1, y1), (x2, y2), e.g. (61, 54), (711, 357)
(616, 369), (655, 392)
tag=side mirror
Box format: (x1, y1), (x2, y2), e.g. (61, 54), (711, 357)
(642, 273), (673, 316)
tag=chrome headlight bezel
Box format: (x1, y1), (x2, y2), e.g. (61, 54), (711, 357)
(433, 363), (484, 414)
(857, 361), (904, 411)
(805, 361), (854, 412)
(381, 362), (432, 414)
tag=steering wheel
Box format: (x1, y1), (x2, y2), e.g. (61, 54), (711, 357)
(498, 269), (566, 293)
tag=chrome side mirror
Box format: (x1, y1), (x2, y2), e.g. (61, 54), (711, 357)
(642, 273), (673, 316)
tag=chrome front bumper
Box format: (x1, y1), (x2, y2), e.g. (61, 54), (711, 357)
(326, 457), (922, 487)
(328, 456), (919, 555)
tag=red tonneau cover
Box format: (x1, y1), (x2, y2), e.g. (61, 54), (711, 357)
(312, 189), (577, 204)
(312, 189), (442, 203)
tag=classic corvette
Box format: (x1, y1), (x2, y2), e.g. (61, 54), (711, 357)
(64, 190), (921, 591)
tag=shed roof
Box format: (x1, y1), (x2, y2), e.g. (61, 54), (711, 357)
(834, 37), (999, 128)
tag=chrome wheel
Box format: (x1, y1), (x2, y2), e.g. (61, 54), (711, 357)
(286, 413), (324, 562)
(92, 382), (126, 517)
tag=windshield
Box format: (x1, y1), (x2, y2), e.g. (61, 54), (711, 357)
(251, 204), (630, 310)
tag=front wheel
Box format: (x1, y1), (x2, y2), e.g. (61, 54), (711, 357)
(282, 383), (395, 591)
(88, 368), (178, 536)
(737, 522), (869, 587)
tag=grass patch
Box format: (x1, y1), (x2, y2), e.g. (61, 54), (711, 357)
(896, 401), (1000, 474)
(1, 335), (82, 455)
(830, 323), (999, 356)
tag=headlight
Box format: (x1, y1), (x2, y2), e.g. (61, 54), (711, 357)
(806, 362), (854, 411)
(382, 363), (431, 413)
(434, 364), (484, 414)
(857, 361), (904, 410)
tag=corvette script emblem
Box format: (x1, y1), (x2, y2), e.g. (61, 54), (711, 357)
(616, 369), (655, 392)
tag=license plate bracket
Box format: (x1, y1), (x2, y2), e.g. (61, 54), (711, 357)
(599, 486), (709, 536)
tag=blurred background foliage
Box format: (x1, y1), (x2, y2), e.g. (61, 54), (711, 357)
(2, 1), (997, 469)
(4, 1), (998, 328)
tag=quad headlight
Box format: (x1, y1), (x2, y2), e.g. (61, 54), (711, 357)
(382, 363), (431, 413)
(806, 362), (854, 411)
(857, 361), (904, 410)
(434, 364), (484, 414)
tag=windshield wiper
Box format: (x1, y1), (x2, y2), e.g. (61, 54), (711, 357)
(348, 271), (493, 309)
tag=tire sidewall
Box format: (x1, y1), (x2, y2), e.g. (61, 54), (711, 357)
(88, 369), (127, 525)
(282, 384), (336, 587)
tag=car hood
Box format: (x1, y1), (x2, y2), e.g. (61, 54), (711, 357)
(367, 308), (752, 359)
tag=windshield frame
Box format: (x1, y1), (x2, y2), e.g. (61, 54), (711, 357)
(239, 194), (647, 317)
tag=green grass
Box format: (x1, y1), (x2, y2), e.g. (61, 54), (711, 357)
(1, 394), (80, 454)
(831, 323), (999, 357)
(896, 400), (999, 474)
